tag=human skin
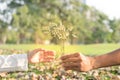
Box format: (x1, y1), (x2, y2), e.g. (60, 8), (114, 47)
(28, 48), (55, 64)
(60, 48), (120, 72)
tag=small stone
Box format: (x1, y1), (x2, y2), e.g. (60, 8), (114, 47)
(61, 75), (66, 80)
(38, 75), (44, 80)
(17, 72), (25, 78)
(117, 70), (120, 75)
(0, 72), (7, 77)
(24, 75), (29, 79)
(92, 71), (99, 77)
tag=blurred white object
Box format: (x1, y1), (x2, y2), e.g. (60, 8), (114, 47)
(0, 54), (28, 72)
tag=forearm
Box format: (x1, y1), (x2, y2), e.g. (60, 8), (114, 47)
(92, 48), (120, 69)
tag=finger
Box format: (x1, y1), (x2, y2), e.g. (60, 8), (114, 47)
(44, 57), (54, 60)
(61, 53), (80, 60)
(41, 58), (54, 62)
(62, 62), (80, 67)
(39, 50), (55, 61)
(61, 57), (81, 63)
(39, 57), (54, 61)
(44, 51), (55, 56)
(39, 51), (44, 57)
(64, 66), (80, 71)
(43, 59), (53, 62)
(44, 51), (55, 60)
(44, 56), (55, 59)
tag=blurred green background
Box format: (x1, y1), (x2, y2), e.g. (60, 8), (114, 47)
(0, 0), (120, 56)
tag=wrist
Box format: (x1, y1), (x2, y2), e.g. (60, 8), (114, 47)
(91, 56), (101, 70)
(88, 56), (96, 70)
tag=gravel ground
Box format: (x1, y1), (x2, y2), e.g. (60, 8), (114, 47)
(0, 49), (120, 80)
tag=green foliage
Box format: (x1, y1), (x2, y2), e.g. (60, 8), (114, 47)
(0, 0), (120, 44)
(109, 19), (120, 42)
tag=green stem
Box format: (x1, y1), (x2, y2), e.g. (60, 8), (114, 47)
(61, 39), (65, 55)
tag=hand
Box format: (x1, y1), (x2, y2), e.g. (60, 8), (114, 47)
(28, 48), (55, 64)
(61, 53), (94, 72)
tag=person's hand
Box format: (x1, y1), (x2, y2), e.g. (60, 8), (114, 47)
(28, 48), (55, 64)
(61, 53), (94, 72)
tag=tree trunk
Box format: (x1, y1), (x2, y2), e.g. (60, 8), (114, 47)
(2, 36), (7, 44)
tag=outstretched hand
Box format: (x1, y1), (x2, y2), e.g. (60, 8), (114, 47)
(61, 53), (94, 72)
(28, 48), (55, 64)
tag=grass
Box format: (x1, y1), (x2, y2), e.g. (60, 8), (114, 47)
(0, 43), (120, 56)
